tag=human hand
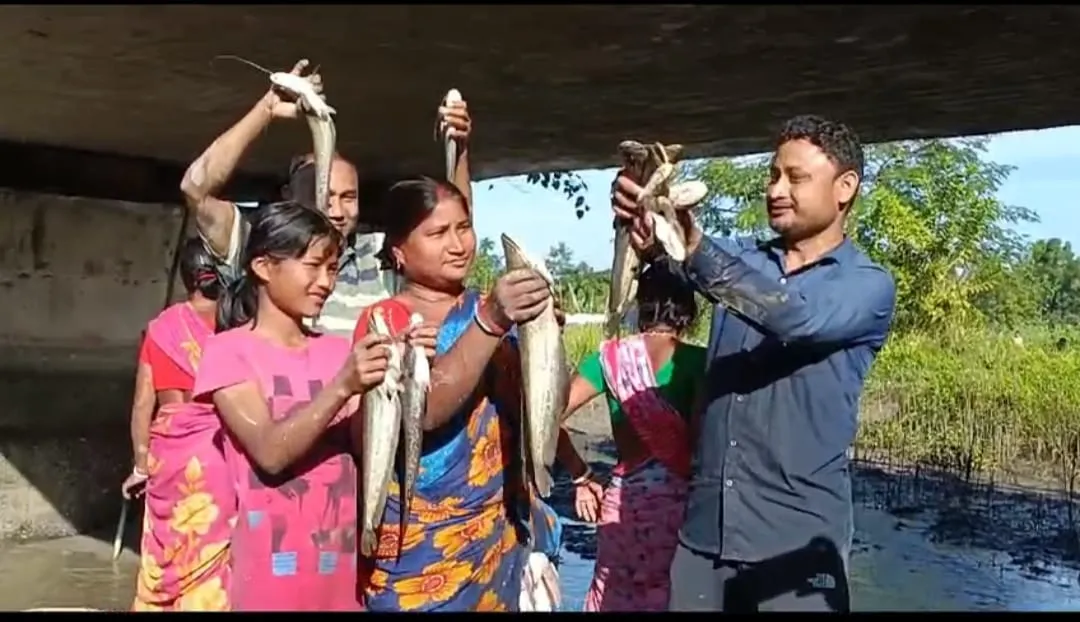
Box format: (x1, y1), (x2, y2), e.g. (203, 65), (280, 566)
(573, 479), (604, 523)
(263, 59), (325, 120)
(611, 172), (660, 255)
(121, 469), (148, 500)
(344, 332), (394, 393)
(438, 97), (472, 147)
(405, 321), (440, 361)
(484, 269), (553, 333)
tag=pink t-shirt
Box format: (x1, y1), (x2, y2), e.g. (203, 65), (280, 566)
(193, 327), (361, 611)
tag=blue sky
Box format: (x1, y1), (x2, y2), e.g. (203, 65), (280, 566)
(471, 125), (1080, 270)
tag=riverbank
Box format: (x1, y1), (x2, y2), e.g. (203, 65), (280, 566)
(562, 397), (1080, 580)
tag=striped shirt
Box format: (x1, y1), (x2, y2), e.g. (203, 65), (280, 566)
(204, 204), (400, 338)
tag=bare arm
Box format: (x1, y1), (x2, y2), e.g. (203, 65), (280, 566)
(212, 373), (353, 475)
(129, 361), (155, 473)
(179, 95), (275, 258)
(423, 319), (502, 431)
(452, 145), (473, 215)
(555, 374), (603, 480)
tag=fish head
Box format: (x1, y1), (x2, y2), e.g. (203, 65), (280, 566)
(669, 181), (709, 211)
(501, 234), (554, 287)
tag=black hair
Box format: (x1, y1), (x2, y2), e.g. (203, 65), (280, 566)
(635, 262), (698, 334)
(374, 175), (469, 272)
(178, 237), (222, 301)
(777, 115), (865, 208)
(216, 201), (344, 331)
(281, 153), (356, 211)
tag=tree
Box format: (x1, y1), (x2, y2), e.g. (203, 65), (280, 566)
(685, 137), (1039, 332)
(1025, 238), (1080, 325)
(465, 237), (502, 291)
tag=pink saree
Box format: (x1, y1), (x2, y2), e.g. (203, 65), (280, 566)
(133, 303), (234, 612)
(583, 335), (691, 612)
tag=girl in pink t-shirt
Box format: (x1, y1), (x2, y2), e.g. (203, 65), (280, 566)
(192, 201), (392, 611)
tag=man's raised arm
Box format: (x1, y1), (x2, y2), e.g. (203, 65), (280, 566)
(179, 59), (319, 261)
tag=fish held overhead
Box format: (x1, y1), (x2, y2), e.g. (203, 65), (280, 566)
(500, 233), (568, 499)
(605, 140), (708, 339)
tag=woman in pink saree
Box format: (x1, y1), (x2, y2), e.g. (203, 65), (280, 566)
(556, 263), (705, 611)
(126, 237), (234, 611)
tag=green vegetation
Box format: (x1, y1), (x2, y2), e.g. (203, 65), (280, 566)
(474, 136), (1080, 494)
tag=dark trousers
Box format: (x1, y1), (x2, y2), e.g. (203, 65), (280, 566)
(668, 539), (851, 612)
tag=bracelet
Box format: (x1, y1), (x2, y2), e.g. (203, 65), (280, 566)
(474, 311), (508, 339)
(571, 466), (593, 486)
(133, 466), (148, 478)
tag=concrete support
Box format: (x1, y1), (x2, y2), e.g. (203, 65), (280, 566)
(0, 189), (185, 540)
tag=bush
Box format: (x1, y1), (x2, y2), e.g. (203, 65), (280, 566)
(561, 321), (1080, 493)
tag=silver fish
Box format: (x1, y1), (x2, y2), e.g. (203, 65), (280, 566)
(605, 140), (686, 338)
(303, 109), (337, 214)
(398, 312), (429, 537)
(435, 88), (463, 182)
(360, 309), (403, 558)
(501, 234), (569, 498)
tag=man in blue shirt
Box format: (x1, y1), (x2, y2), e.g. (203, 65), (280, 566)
(610, 115), (897, 612)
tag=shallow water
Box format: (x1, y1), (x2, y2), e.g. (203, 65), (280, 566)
(549, 445), (1080, 612)
(2, 453), (1080, 611)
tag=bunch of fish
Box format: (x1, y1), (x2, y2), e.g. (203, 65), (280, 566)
(606, 140), (709, 339)
(360, 312), (430, 558)
(501, 234), (568, 498)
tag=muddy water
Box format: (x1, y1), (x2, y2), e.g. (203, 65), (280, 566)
(2, 447), (1080, 611)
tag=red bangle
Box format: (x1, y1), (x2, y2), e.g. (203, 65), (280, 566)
(475, 305), (508, 338)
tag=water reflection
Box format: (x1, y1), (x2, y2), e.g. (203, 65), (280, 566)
(1, 441), (1079, 611)
(549, 440), (1080, 612)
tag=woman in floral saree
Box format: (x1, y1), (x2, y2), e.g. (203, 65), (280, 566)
(353, 177), (564, 611)
(128, 237), (232, 611)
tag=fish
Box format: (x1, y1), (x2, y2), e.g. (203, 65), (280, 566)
(501, 233), (569, 498)
(360, 309), (403, 558)
(606, 140), (707, 337)
(435, 88), (463, 182)
(397, 312), (429, 538)
(303, 109), (337, 214)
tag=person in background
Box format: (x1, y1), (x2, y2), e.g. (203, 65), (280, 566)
(126, 237), (231, 611)
(179, 59), (474, 336)
(351, 177), (563, 612)
(610, 114), (897, 612)
(191, 201), (392, 611)
(555, 262), (704, 611)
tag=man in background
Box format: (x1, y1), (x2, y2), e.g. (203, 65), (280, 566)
(179, 59), (473, 335)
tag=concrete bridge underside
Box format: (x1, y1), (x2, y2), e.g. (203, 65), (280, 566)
(0, 6), (1078, 204)
(1, 6), (1079, 542)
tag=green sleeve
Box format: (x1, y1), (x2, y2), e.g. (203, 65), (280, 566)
(575, 351), (605, 393)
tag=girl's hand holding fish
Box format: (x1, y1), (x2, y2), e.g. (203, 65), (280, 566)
(342, 332), (395, 394)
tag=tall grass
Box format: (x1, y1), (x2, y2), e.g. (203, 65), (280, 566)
(562, 320), (1080, 495)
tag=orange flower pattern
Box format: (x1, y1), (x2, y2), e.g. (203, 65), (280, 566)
(360, 291), (563, 612)
(133, 406), (233, 611)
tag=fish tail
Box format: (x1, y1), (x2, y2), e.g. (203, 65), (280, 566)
(360, 528), (378, 558)
(533, 466), (553, 499)
(604, 312), (622, 339)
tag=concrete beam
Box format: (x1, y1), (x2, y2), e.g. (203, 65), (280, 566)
(0, 6), (1078, 182)
(0, 140), (280, 206)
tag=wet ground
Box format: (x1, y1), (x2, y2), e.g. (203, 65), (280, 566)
(3, 423), (1080, 611)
